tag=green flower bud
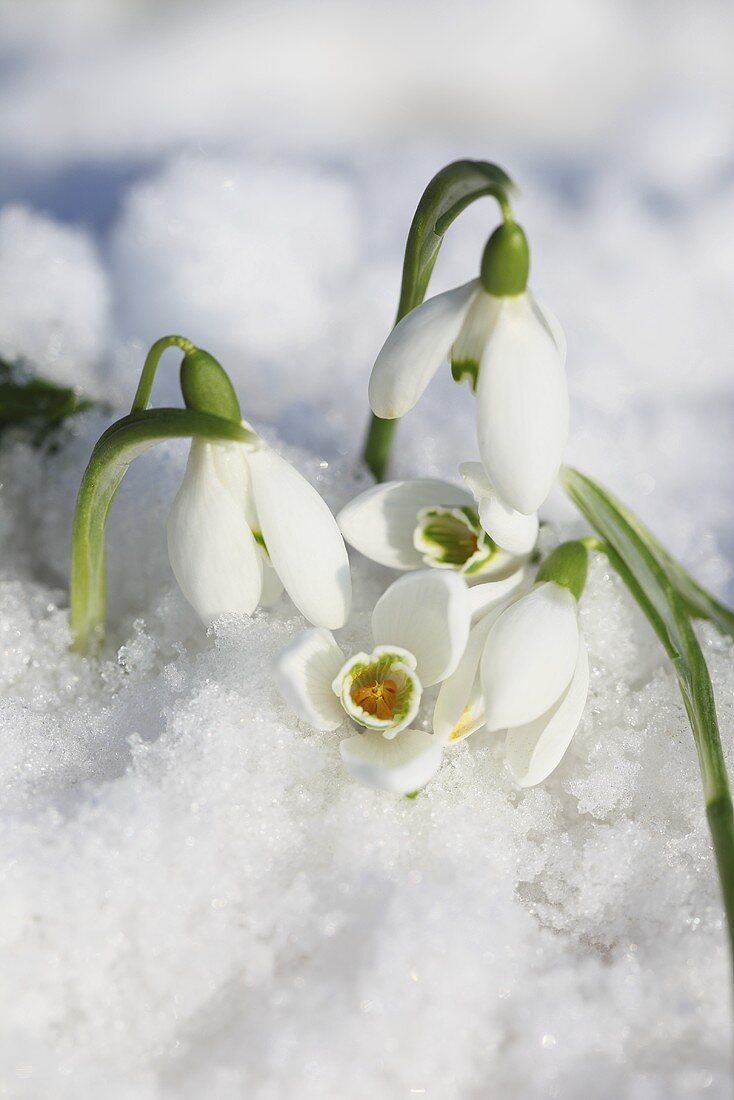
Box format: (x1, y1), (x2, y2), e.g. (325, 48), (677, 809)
(536, 540), (589, 601)
(480, 221), (530, 297)
(180, 349), (241, 423)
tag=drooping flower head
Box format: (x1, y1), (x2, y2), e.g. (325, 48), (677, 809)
(368, 220), (568, 518)
(167, 349), (351, 628)
(274, 571), (472, 794)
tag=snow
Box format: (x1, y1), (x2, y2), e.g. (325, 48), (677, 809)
(0, 205), (111, 394)
(0, 1), (733, 1095)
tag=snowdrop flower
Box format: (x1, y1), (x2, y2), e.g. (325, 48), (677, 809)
(167, 351), (350, 628)
(274, 571), (472, 794)
(434, 541), (589, 786)
(338, 474), (536, 582)
(368, 221), (568, 516)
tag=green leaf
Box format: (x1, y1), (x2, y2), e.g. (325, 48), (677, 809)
(589, 486), (734, 640)
(561, 466), (720, 746)
(561, 466), (734, 964)
(0, 357), (93, 435)
(395, 159), (516, 323)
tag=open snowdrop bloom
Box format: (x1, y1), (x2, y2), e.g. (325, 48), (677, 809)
(274, 571), (472, 794)
(434, 541), (589, 786)
(368, 220), (568, 515)
(167, 351), (350, 628)
(338, 475), (536, 582)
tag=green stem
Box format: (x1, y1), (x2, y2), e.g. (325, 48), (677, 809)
(130, 335), (195, 414)
(69, 407), (255, 654)
(363, 416), (398, 483)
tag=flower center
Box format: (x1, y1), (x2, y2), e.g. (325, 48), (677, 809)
(332, 646), (422, 738)
(413, 506), (496, 575)
(351, 678), (397, 720)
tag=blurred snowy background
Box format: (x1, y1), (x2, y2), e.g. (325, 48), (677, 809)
(1, 0), (734, 1096)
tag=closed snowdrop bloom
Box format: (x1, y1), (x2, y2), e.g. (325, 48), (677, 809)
(167, 352), (350, 629)
(368, 221), (568, 515)
(434, 541), (589, 786)
(274, 571), (472, 794)
(338, 475), (534, 582)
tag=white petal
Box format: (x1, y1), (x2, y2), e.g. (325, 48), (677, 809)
(248, 445), (351, 629)
(209, 435), (260, 529)
(459, 460), (539, 555)
(481, 582), (579, 730)
(433, 612), (496, 744)
(273, 628), (346, 731)
(167, 440), (263, 624)
(450, 290), (502, 377)
(371, 571), (471, 686)
(467, 569), (529, 621)
(528, 292), (567, 365)
(433, 587), (528, 744)
(465, 549), (529, 583)
(340, 728), (443, 794)
(477, 495), (539, 556)
(338, 479), (472, 570)
(458, 460), (493, 499)
(368, 280), (479, 418)
(259, 553), (284, 607)
(475, 294), (569, 514)
(506, 636), (589, 786)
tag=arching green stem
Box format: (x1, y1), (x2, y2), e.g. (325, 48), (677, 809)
(130, 335), (195, 414)
(70, 407), (256, 654)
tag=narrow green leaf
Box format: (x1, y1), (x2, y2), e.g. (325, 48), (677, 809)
(0, 357), (93, 433)
(561, 465), (734, 964)
(589, 485), (734, 639)
(395, 159), (516, 323)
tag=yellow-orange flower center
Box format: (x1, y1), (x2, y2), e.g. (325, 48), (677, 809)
(351, 679), (398, 721)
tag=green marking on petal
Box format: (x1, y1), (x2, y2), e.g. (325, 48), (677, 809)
(450, 289), (499, 392)
(414, 506), (497, 575)
(450, 358), (480, 391)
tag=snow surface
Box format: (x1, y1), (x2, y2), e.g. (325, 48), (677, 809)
(0, 0), (734, 1096)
